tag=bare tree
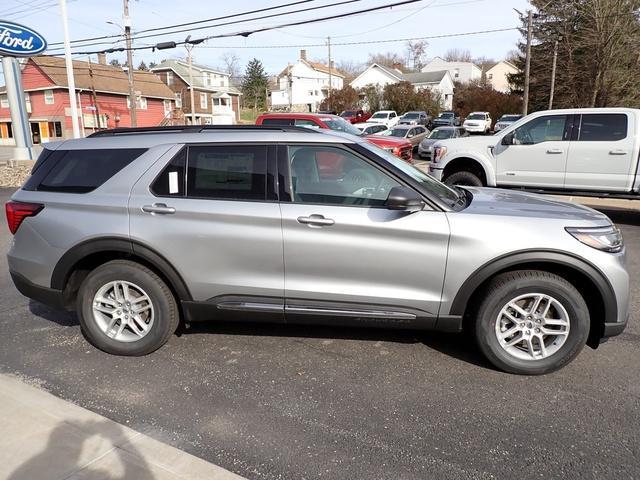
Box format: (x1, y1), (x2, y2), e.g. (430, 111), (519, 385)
(405, 40), (428, 71)
(368, 51), (405, 70)
(220, 52), (241, 86)
(335, 60), (364, 83)
(444, 48), (473, 62)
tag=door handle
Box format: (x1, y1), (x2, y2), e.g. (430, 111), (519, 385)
(142, 203), (176, 215)
(609, 149), (628, 155)
(297, 214), (335, 227)
(546, 148), (564, 154)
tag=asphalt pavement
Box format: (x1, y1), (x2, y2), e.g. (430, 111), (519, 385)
(0, 187), (638, 480)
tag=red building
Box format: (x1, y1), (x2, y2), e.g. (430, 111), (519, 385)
(0, 55), (175, 144)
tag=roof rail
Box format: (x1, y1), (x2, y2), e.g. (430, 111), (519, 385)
(87, 125), (319, 137)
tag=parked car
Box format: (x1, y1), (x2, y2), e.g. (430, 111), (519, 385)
(463, 112), (492, 134)
(376, 125), (430, 150)
(340, 109), (371, 124)
(256, 113), (413, 162)
(418, 127), (469, 161)
(368, 110), (400, 128)
(494, 114), (524, 132)
(429, 108), (640, 196)
(432, 111), (461, 127)
(354, 122), (388, 136)
(399, 111), (432, 128)
(7, 125), (627, 374)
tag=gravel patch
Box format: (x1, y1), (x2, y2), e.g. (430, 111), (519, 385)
(0, 165), (31, 188)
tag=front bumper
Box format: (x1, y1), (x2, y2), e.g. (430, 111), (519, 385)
(418, 146), (433, 160)
(463, 124), (486, 133)
(428, 164), (444, 180)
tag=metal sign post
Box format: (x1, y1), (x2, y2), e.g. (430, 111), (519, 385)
(0, 20), (48, 162)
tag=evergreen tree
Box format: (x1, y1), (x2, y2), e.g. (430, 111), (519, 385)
(137, 60), (148, 71)
(109, 59), (121, 66)
(241, 58), (269, 111)
(510, 0), (640, 111)
(148, 61), (158, 69)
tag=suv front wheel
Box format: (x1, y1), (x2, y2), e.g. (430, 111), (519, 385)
(474, 270), (589, 375)
(78, 260), (179, 356)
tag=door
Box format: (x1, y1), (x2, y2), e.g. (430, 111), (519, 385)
(129, 143), (284, 308)
(494, 114), (570, 188)
(564, 113), (635, 191)
(279, 144), (450, 325)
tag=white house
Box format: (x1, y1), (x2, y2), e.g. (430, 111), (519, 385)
(486, 61), (519, 93)
(350, 63), (454, 110)
(271, 50), (344, 112)
(421, 57), (482, 84)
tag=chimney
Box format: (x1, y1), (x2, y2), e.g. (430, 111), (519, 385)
(97, 53), (107, 65)
(330, 60), (334, 69)
(300, 49), (307, 61)
(392, 62), (403, 72)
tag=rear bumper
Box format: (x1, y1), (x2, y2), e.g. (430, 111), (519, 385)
(10, 270), (64, 309)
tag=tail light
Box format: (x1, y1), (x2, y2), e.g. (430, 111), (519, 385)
(5, 201), (43, 234)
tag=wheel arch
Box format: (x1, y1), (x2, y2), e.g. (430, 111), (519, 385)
(441, 154), (495, 186)
(450, 250), (616, 349)
(51, 237), (192, 307)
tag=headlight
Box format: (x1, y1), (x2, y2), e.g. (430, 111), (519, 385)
(566, 225), (623, 253)
(433, 146), (447, 163)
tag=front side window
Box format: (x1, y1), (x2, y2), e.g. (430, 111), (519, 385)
(578, 114), (627, 141)
(187, 145), (267, 200)
(513, 115), (567, 145)
(287, 146), (400, 206)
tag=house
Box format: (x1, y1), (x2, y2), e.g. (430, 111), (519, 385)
(421, 57), (482, 84)
(350, 63), (454, 110)
(0, 55), (175, 145)
(270, 50), (344, 112)
(485, 61), (519, 93)
(151, 59), (241, 125)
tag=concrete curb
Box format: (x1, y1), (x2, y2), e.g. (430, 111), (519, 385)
(0, 374), (245, 480)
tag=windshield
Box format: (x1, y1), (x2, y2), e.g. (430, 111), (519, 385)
(438, 112), (454, 118)
(499, 115), (521, 122)
(341, 111), (356, 118)
(429, 128), (455, 139)
(358, 141), (463, 208)
(322, 117), (364, 136)
(403, 113), (420, 119)
(380, 128), (407, 137)
(371, 113), (388, 119)
(467, 114), (485, 120)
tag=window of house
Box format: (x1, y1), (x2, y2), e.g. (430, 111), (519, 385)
(0, 95), (8, 108)
(24, 93), (31, 111)
(137, 97), (147, 110)
(287, 146), (400, 206)
(578, 114), (628, 141)
(454, 68), (460, 78)
(186, 145), (267, 200)
(44, 90), (54, 105)
(163, 99), (172, 115)
(219, 80), (224, 87)
(166, 71), (173, 86)
(488, 73), (493, 79)
(200, 92), (207, 109)
(175, 92), (182, 108)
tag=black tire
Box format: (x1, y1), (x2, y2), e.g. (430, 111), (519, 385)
(444, 171), (483, 186)
(77, 260), (179, 356)
(473, 270), (589, 375)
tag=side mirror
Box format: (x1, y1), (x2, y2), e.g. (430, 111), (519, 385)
(386, 186), (424, 212)
(501, 132), (515, 146)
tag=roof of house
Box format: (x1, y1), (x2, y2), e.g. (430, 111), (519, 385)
(278, 59), (345, 79)
(151, 59), (241, 94)
(26, 56), (176, 99)
(487, 60), (519, 72)
(350, 63), (449, 87)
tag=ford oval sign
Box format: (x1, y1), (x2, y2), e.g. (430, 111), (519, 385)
(0, 21), (47, 57)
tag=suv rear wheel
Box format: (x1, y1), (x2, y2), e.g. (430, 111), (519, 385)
(77, 260), (179, 356)
(474, 270), (589, 375)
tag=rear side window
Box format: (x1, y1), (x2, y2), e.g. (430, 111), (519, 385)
(578, 114), (628, 141)
(260, 118), (293, 126)
(187, 145), (267, 200)
(24, 148), (146, 193)
(151, 148), (186, 197)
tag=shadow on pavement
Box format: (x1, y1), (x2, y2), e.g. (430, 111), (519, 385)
(29, 300), (78, 327)
(7, 419), (155, 480)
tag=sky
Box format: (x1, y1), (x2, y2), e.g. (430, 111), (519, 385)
(1, 0), (530, 83)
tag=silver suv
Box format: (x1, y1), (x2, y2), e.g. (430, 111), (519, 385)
(6, 126), (628, 374)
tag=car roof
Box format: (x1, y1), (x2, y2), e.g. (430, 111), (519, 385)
(46, 126), (359, 150)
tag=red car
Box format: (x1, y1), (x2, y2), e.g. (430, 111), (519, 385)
(255, 113), (413, 163)
(340, 109), (371, 124)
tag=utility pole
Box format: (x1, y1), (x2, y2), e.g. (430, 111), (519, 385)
(327, 36), (332, 111)
(287, 63), (293, 112)
(548, 39), (558, 110)
(59, 0), (81, 138)
(123, 0), (137, 127)
(185, 43), (196, 124)
(88, 57), (101, 130)
(522, 9), (533, 116)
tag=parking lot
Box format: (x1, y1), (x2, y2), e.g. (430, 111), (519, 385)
(0, 186), (638, 479)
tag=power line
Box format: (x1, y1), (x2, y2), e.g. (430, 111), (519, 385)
(46, 0), (317, 47)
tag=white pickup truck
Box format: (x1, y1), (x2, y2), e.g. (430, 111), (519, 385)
(429, 108), (640, 198)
